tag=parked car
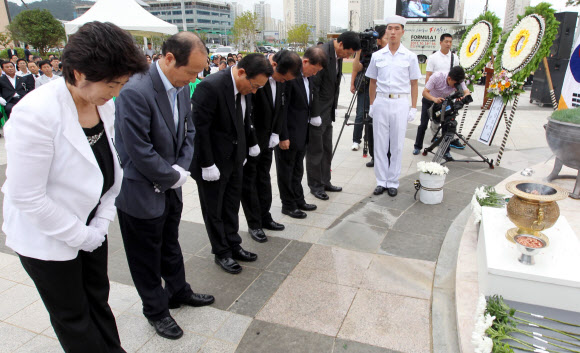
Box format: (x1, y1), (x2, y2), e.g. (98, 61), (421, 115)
(213, 46), (238, 56)
(264, 46), (279, 52)
(257, 46), (275, 54)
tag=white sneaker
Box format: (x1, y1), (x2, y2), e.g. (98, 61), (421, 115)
(351, 142), (359, 151)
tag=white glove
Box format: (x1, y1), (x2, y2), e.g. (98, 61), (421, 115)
(0, 97), (5, 106)
(171, 164), (190, 189)
(408, 108), (417, 122)
(249, 144), (260, 157)
(89, 216), (110, 235)
(79, 225), (106, 252)
(243, 158), (247, 166)
(202, 164), (220, 181)
(268, 133), (280, 149)
(368, 105), (374, 118)
(310, 116), (322, 127)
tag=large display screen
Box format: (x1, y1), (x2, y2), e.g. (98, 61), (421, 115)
(396, 0), (457, 19)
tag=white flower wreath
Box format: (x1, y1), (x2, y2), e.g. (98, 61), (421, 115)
(459, 21), (492, 70)
(501, 14), (545, 73)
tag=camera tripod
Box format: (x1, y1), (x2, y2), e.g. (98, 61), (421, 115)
(423, 119), (495, 169)
(332, 65), (373, 159)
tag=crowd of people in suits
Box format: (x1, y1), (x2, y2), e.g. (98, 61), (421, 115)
(0, 44), (64, 121)
(1, 19), (371, 350)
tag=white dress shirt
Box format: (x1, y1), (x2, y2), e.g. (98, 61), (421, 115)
(269, 77), (276, 105)
(156, 61), (182, 131)
(365, 43), (421, 94)
(231, 68), (246, 120)
(303, 75), (310, 104)
(426, 50), (460, 74)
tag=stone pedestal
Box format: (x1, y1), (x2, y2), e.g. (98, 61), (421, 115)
(477, 207), (580, 312)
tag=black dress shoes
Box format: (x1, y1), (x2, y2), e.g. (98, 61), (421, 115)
(215, 256), (242, 274)
(249, 228), (268, 243)
(366, 158), (374, 167)
(387, 188), (398, 197)
(282, 208), (307, 219)
(232, 247), (258, 262)
(263, 220), (285, 231)
(311, 190), (329, 200)
(373, 186), (386, 195)
(168, 293), (215, 309)
(298, 203), (317, 211)
(324, 184), (342, 192)
(149, 316), (183, 340)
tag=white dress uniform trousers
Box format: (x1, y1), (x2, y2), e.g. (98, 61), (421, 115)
(366, 44), (421, 188)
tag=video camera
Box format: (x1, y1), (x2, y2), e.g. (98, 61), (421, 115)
(358, 29), (379, 66)
(429, 84), (473, 125)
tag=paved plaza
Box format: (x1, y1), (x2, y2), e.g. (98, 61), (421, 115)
(0, 75), (577, 353)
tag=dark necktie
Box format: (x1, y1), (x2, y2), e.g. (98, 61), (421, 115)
(236, 92), (243, 129)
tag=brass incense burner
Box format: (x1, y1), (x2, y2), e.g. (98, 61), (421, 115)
(505, 180), (568, 244)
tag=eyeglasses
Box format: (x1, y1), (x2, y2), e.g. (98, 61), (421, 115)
(246, 77), (264, 90)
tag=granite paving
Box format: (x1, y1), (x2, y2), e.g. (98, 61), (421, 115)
(0, 76), (559, 352)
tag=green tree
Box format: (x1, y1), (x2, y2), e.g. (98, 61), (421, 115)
(0, 32), (12, 48)
(287, 24), (310, 50)
(8, 9), (65, 56)
(193, 31), (208, 43)
(231, 11), (259, 52)
(566, 0), (580, 5)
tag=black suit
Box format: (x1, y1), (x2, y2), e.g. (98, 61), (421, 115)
(307, 41), (342, 192)
(0, 74), (35, 117)
(190, 68), (257, 258)
(115, 64), (195, 321)
(24, 49), (31, 60)
(241, 79), (286, 229)
(7, 49), (17, 59)
(276, 73), (319, 210)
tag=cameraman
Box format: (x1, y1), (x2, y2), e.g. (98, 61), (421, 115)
(419, 66), (470, 160)
(350, 25), (387, 167)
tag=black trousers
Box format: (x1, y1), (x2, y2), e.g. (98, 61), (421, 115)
(117, 190), (192, 321)
(306, 117), (333, 192)
(196, 163), (243, 258)
(19, 242), (125, 353)
(241, 147), (274, 229)
(275, 147), (306, 211)
(414, 97), (434, 150)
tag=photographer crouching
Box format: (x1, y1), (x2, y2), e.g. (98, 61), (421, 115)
(419, 66), (470, 160)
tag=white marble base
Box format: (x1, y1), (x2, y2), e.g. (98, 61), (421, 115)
(477, 207), (580, 312)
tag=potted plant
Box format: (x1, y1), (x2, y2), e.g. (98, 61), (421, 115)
(545, 107), (580, 199)
(416, 161), (449, 204)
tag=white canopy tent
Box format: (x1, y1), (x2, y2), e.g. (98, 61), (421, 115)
(64, 0), (178, 38)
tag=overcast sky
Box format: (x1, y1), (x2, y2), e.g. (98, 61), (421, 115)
(9, 0), (580, 28)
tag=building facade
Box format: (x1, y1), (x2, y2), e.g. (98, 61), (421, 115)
(231, 1), (243, 19)
(503, 0), (531, 32)
(283, 0), (330, 40)
(348, 0), (384, 32)
(254, 1), (275, 31)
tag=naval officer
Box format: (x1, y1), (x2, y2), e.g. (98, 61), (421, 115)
(366, 15), (421, 197)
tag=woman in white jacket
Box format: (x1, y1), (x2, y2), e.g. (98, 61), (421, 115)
(2, 22), (148, 353)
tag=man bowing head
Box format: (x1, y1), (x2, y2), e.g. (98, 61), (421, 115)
(115, 32), (215, 341)
(190, 54), (273, 275)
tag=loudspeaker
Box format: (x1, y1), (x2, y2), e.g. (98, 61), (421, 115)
(550, 12), (577, 59)
(531, 58), (569, 106)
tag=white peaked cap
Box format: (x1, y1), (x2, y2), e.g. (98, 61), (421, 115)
(385, 15), (407, 26)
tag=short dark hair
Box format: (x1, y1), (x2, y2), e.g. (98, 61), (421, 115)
(237, 53), (273, 79)
(27, 61), (37, 67)
(440, 33), (453, 42)
(33, 56), (41, 61)
(161, 31), (207, 68)
(220, 60), (227, 66)
(272, 50), (302, 77)
(17, 59), (26, 66)
(227, 58), (235, 65)
(62, 21), (148, 85)
(50, 57), (59, 62)
(38, 59), (51, 70)
(145, 54), (151, 59)
(317, 41), (324, 45)
(337, 31), (361, 51)
(376, 25), (387, 40)
(1, 61), (14, 70)
(11, 55), (18, 60)
(448, 66), (465, 83)
(304, 46), (327, 68)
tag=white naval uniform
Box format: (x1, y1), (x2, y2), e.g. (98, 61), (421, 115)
(366, 43), (421, 188)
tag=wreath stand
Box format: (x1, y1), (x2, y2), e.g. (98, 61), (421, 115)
(463, 56), (559, 167)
